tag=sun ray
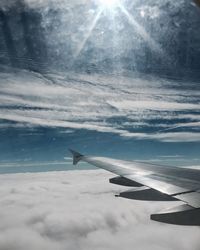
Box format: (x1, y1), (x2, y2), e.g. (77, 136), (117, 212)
(119, 4), (166, 56)
(74, 9), (103, 60)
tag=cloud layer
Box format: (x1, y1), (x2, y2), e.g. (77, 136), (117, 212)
(0, 0), (88, 10)
(0, 68), (199, 142)
(0, 170), (199, 250)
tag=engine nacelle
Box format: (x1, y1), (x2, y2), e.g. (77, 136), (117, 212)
(109, 176), (143, 187)
(117, 187), (178, 201)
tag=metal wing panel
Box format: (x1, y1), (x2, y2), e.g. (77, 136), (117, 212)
(70, 150), (200, 223)
(129, 173), (200, 193)
(82, 156), (149, 176)
(71, 151), (200, 204)
(175, 192), (200, 208)
(124, 174), (189, 195)
(82, 156), (200, 195)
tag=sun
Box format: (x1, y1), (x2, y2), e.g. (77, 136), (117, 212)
(98, 0), (119, 9)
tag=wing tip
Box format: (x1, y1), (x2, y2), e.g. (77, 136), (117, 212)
(69, 148), (83, 165)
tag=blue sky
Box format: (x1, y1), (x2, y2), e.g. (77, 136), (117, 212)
(0, 70), (199, 173)
(0, 0), (200, 173)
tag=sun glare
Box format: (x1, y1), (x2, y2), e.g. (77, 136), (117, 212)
(98, 0), (119, 9)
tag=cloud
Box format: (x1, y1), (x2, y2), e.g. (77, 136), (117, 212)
(0, 0), (88, 10)
(0, 69), (199, 142)
(108, 100), (200, 111)
(140, 132), (200, 142)
(182, 165), (200, 170)
(0, 161), (71, 168)
(0, 170), (199, 250)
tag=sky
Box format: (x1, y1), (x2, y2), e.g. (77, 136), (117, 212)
(0, 68), (199, 173)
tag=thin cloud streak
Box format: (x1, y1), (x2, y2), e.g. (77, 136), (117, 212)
(1, 111), (200, 142)
(0, 161), (72, 168)
(0, 70), (199, 142)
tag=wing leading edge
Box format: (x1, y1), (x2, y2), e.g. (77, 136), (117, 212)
(69, 149), (200, 225)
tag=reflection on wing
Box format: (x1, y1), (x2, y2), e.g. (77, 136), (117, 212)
(69, 149), (200, 225)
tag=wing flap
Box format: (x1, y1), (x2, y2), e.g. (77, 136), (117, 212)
(175, 191), (200, 208)
(151, 204), (200, 225)
(118, 186), (178, 201)
(125, 175), (200, 207)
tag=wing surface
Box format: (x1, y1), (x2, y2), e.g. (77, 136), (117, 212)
(69, 149), (200, 225)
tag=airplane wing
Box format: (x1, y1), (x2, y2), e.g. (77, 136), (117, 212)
(69, 149), (200, 225)
(194, 0), (200, 7)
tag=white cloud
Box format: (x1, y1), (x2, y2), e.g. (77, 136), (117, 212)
(108, 100), (200, 111)
(0, 161), (72, 168)
(143, 132), (200, 142)
(182, 165), (200, 170)
(0, 69), (199, 142)
(0, 170), (199, 250)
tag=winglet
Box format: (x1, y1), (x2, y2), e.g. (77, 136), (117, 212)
(69, 149), (83, 165)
